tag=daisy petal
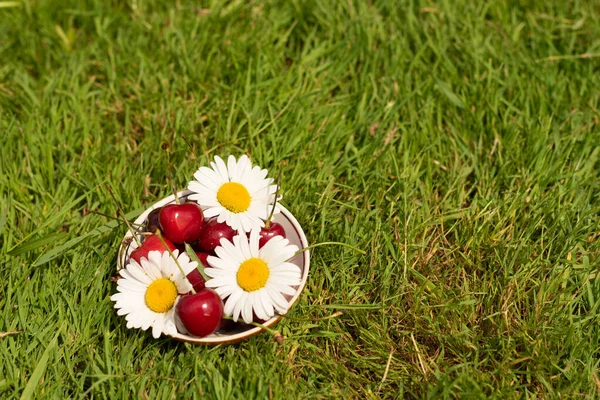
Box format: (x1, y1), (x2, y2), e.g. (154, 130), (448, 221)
(152, 314), (164, 338)
(242, 295), (254, 324)
(214, 156), (230, 182)
(112, 245), (196, 339)
(203, 206), (223, 219)
(186, 155), (277, 234)
(224, 289), (244, 316)
(227, 155), (238, 181)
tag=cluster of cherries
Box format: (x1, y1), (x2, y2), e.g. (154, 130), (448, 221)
(128, 199), (286, 338)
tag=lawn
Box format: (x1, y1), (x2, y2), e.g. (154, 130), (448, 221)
(1, 0), (600, 398)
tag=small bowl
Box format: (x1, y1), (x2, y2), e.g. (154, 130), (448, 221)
(116, 190), (310, 345)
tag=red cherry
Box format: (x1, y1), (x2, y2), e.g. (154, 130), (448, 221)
(174, 242), (187, 254)
(195, 251), (211, 267)
(158, 203), (204, 244)
(197, 218), (236, 253)
(130, 235), (176, 265)
(145, 207), (162, 233)
(257, 222), (286, 248)
(176, 289), (224, 337)
(186, 269), (206, 292)
(185, 252), (211, 292)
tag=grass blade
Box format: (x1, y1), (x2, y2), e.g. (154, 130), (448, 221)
(8, 188), (100, 250)
(435, 78), (465, 109)
(19, 332), (58, 400)
(33, 207), (144, 267)
(0, 208), (7, 236)
(0, 1), (21, 8)
(319, 304), (381, 310)
(7, 233), (66, 256)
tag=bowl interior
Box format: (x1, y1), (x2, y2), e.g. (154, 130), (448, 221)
(117, 190), (309, 345)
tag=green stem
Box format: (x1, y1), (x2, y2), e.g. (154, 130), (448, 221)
(221, 316), (283, 343)
(184, 243), (210, 281)
(247, 321), (278, 335)
(221, 315), (277, 334)
(155, 233), (196, 294)
(265, 169), (282, 229)
(105, 184), (142, 247)
(177, 132), (198, 159)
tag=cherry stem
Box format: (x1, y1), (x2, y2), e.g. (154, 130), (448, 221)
(184, 243), (210, 281)
(265, 169), (282, 229)
(154, 232), (196, 294)
(286, 241), (366, 262)
(246, 319), (279, 336)
(105, 184), (142, 247)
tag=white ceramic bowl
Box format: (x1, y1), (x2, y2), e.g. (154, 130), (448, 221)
(116, 190), (310, 345)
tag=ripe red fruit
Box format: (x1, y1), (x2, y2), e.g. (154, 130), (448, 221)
(130, 235), (176, 265)
(195, 251), (211, 268)
(257, 222), (286, 248)
(176, 289), (224, 337)
(197, 218), (236, 253)
(145, 207), (162, 233)
(185, 252), (211, 292)
(158, 203), (204, 244)
(186, 269), (206, 292)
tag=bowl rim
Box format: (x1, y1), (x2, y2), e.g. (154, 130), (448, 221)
(116, 189), (310, 345)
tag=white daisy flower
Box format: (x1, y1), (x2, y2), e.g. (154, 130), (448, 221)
(111, 250), (197, 339)
(205, 231), (301, 324)
(187, 155), (279, 233)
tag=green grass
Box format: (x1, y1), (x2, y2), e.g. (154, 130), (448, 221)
(1, 0), (600, 398)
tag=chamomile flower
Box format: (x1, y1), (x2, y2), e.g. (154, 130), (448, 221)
(205, 231), (301, 324)
(187, 155), (279, 233)
(111, 250), (197, 339)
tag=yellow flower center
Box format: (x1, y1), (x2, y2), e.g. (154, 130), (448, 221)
(145, 278), (178, 313)
(237, 258), (270, 292)
(217, 182), (251, 213)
